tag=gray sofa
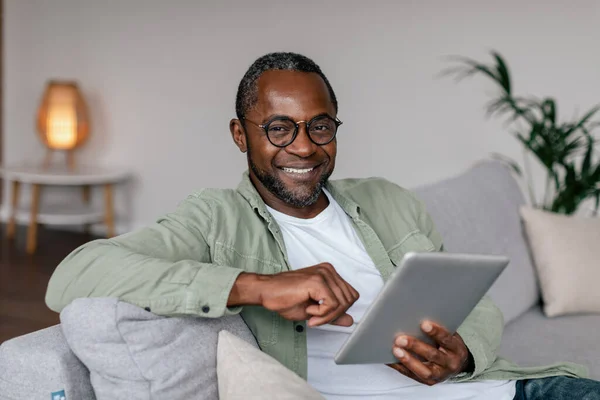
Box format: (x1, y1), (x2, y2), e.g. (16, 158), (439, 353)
(1, 160), (598, 399)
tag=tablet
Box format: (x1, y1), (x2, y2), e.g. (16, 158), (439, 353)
(334, 252), (508, 365)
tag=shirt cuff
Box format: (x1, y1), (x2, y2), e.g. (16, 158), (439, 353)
(449, 329), (489, 382)
(185, 263), (245, 317)
(129, 262), (245, 317)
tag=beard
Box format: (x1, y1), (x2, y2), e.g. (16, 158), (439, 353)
(247, 143), (331, 208)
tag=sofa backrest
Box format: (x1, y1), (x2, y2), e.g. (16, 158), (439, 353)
(412, 160), (540, 324)
(0, 325), (95, 400)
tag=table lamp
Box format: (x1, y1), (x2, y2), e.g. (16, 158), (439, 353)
(36, 81), (90, 169)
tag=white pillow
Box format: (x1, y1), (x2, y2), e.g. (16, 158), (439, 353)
(217, 330), (325, 399)
(520, 206), (600, 317)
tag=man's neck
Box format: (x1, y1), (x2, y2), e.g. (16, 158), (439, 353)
(249, 174), (330, 219)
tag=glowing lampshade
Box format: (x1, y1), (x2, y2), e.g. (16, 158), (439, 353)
(37, 81), (89, 152)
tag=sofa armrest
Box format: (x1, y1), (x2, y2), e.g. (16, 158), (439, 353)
(0, 325), (95, 400)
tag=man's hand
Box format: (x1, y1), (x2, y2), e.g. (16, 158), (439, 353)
(387, 321), (473, 386)
(228, 263), (360, 327)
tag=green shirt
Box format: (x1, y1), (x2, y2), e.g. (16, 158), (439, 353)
(46, 172), (587, 381)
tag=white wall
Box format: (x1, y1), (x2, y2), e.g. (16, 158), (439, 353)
(4, 0), (600, 233)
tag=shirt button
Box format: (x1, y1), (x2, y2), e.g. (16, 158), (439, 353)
(201, 305), (210, 313)
(295, 325), (304, 333)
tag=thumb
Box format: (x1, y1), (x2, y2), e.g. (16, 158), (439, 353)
(329, 313), (354, 327)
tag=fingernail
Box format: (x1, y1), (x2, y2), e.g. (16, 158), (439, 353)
(393, 348), (405, 358)
(422, 321), (433, 332)
(396, 336), (408, 347)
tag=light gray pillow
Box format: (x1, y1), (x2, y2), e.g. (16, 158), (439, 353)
(60, 298), (258, 400)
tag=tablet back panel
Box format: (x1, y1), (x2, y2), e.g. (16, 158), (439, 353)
(334, 252), (508, 365)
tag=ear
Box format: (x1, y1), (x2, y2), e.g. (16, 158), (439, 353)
(229, 119), (248, 153)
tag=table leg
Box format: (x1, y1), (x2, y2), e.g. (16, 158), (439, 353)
(82, 185), (91, 234)
(6, 180), (21, 239)
(26, 184), (42, 254)
(104, 184), (115, 238)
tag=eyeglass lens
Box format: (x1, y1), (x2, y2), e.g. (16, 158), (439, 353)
(266, 116), (338, 146)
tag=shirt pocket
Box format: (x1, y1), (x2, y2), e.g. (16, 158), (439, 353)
(387, 231), (436, 267)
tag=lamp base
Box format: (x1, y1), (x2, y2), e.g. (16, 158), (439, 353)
(43, 149), (77, 171)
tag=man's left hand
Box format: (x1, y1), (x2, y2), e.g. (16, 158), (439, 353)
(387, 320), (472, 386)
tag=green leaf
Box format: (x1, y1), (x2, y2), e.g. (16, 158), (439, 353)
(443, 54), (510, 94)
(485, 97), (510, 116)
(563, 105), (600, 136)
(542, 98), (557, 127)
(580, 136), (594, 181)
(491, 51), (512, 94)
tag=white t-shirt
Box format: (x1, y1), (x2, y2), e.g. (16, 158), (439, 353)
(266, 189), (516, 400)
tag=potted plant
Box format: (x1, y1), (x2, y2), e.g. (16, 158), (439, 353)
(444, 52), (600, 215)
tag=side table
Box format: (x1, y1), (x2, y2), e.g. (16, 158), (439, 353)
(1, 164), (131, 254)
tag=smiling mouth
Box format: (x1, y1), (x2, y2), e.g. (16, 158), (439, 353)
(281, 167), (315, 174)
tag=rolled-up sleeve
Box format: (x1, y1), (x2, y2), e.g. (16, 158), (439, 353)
(46, 193), (244, 318)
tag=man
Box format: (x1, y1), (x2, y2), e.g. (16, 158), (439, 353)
(46, 52), (599, 399)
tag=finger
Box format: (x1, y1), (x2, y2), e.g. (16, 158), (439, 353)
(306, 284), (339, 316)
(421, 323), (469, 373)
(394, 335), (447, 367)
(349, 285), (360, 302)
(392, 347), (436, 382)
(309, 312), (353, 327)
(305, 286), (348, 327)
(318, 265), (356, 307)
(315, 268), (354, 323)
(421, 321), (461, 352)
(306, 304), (352, 327)
(316, 263), (360, 304)
(304, 268), (355, 327)
(453, 333), (468, 351)
(331, 272), (358, 305)
(318, 263), (360, 302)
(328, 267), (360, 303)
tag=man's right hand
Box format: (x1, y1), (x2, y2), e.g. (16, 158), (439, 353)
(228, 263), (360, 327)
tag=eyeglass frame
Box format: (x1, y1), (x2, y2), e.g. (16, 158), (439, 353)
(242, 113), (343, 148)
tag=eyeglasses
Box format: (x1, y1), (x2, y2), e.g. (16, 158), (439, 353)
(243, 114), (342, 148)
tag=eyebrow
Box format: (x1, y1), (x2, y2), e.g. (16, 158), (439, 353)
(261, 112), (333, 124)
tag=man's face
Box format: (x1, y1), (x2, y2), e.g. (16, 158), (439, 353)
(232, 70), (337, 208)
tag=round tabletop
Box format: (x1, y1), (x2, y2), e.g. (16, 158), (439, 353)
(0, 163), (132, 185)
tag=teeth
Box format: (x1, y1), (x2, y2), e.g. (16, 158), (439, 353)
(282, 167), (314, 174)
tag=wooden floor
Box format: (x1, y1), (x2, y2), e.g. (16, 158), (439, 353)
(0, 225), (96, 343)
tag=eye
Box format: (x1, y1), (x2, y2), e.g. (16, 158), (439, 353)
(267, 119), (295, 135)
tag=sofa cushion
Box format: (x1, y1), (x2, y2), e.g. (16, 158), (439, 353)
(412, 160), (539, 323)
(60, 298), (258, 400)
(520, 206), (600, 317)
(500, 305), (600, 380)
(0, 325), (95, 400)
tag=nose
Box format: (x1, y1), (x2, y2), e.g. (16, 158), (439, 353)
(285, 123), (318, 158)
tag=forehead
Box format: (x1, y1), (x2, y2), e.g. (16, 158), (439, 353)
(253, 70), (335, 119)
